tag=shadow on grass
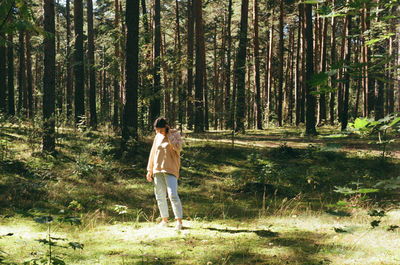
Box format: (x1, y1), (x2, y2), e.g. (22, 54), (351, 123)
(206, 227), (279, 238)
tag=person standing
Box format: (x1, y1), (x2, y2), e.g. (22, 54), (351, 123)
(147, 117), (183, 230)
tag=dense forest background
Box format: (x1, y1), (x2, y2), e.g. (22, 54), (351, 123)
(0, 0), (399, 152)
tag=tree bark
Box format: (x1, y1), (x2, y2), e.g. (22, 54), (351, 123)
(43, 0), (56, 152)
(253, 0), (262, 129)
(113, 0), (120, 129)
(295, 5), (301, 125)
(0, 33), (6, 114)
(224, 0), (233, 130)
(66, 0), (73, 118)
(193, 0), (206, 132)
(330, 13), (337, 125)
(7, 32), (15, 116)
(151, 0), (162, 123)
(87, 0), (97, 129)
(341, 14), (352, 131)
(26, 31), (33, 118)
(318, 16), (327, 123)
(175, 0), (184, 130)
(187, 0), (194, 130)
(235, 0), (249, 133)
(74, 0), (85, 124)
(18, 29), (26, 116)
(277, 0), (284, 126)
(304, 3), (317, 135)
(122, 0), (139, 144)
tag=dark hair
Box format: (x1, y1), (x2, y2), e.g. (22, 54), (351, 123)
(153, 117), (169, 133)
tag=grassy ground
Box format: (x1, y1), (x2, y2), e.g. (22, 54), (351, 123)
(0, 120), (399, 264)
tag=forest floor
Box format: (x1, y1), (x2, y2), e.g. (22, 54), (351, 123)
(0, 121), (400, 264)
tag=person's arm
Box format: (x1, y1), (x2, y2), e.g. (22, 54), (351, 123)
(146, 136), (157, 175)
(167, 130), (182, 152)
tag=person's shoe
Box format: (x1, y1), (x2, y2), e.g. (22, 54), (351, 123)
(175, 222), (183, 231)
(158, 221), (169, 228)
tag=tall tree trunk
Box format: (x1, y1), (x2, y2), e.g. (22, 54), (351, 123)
(224, 0), (233, 130)
(398, 28), (400, 113)
(338, 16), (348, 123)
(141, 0), (151, 129)
(277, 0), (284, 126)
(341, 14), (352, 131)
(122, 0), (139, 144)
(318, 16), (327, 123)
(26, 31), (33, 118)
(387, 11), (395, 114)
(295, 5), (301, 125)
(66, 0), (73, 118)
(18, 29), (26, 116)
(213, 23), (219, 130)
(161, 33), (171, 121)
(300, 5), (306, 123)
(88, 0), (97, 129)
(187, 0), (194, 130)
(304, 3), (317, 135)
(235, 0), (249, 133)
(0, 34), (6, 114)
(74, 0), (85, 124)
(151, 0), (162, 123)
(330, 13), (337, 125)
(193, 0), (205, 133)
(253, 0), (262, 129)
(361, 4), (368, 117)
(113, 0), (120, 129)
(7, 32), (15, 116)
(43, 0), (56, 152)
(175, 0), (184, 130)
(374, 10), (384, 120)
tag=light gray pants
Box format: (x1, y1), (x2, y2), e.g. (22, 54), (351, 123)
(154, 173), (183, 219)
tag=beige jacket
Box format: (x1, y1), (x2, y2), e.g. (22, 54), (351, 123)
(147, 129), (182, 178)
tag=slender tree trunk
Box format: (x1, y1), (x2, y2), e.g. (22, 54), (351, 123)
(318, 16), (327, 123)
(295, 6), (301, 125)
(361, 4), (368, 117)
(300, 5), (306, 123)
(26, 31), (33, 118)
(175, 0), (184, 130)
(113, 0), (120, 129)
(161, 33), (170, 121)
(267, 9), (275, 121)
(338, 16), (348, 123)
(374, 9), (384, 120)
(151, 0), (162, 122)
(330, 13), (337, 125)
(18, 29), (26, 116)
(341, 14), (352, 131)
(277, 0), (284, 126)
(7, 32), (15, 116)
(224, 0), (233, 130)
(253, 0), (262, 129)
(122, 0), (139, 145)
(398, 28), (400, 113)
(141, 0), (151, 129)
(235, 0), (249, 133)
(87, 0), (97, 129)
(187, 0), (194, 130)
(213, 23), (219, 130)
(43, 0), (56, 152)
(193, 0), (205, 132)
(66, 0), (73, 118)
(304, 3), (317, 135)
(387, 11), (395, 114)
(74, 0), (85, 124)
(0, 33), (6, 114)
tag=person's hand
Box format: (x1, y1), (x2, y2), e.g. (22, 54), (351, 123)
(146, 172), (153, 182)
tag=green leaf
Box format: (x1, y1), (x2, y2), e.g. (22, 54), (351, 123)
(370, 220), (381, 228)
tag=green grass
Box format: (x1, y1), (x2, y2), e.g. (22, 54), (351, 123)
(0, 121), (399, 264)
